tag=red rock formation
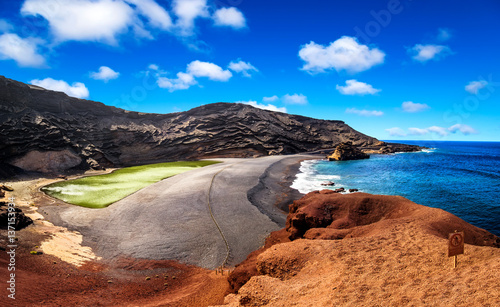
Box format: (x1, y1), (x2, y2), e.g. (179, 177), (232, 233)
(225, 191), (500, 298)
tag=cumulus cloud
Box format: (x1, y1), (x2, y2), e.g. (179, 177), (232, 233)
(299, 36), (385, 74)
(187, 60), (232, 81)
(386, 127), (406, 137)
(19, 0), (248, 50)
(282, 93), (308, 105)
(448, 124), (478, 135)
(427, 126), (449, 136)
(153, 60), (234, 92)
(172, 0), (209, 36)
(408, 44), (451, 62)
(213, 7), (246, 29)
(157, 72), (197, 92)
(238, 100), (287, 113)
(345, 108), (383, 117)
(90, 66), (120, 82)
(408, 124), (478, 137)
(21, 0), (136, 45)
(408, 127), (429, 135)
(148, 63), (160, 70)
(228, 60), (258, 77)
(262, 95), (279, 102)
(126, 0), (172, 30)
(465, 80), (488, 94)
(30, 78), (89, 98)
(336, 79), (381, 95)
(0, 33), (45, 67)
(401, 101), (430, 113)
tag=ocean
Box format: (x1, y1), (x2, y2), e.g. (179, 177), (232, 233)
(291, 141), (500, 236)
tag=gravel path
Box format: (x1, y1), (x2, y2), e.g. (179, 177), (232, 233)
(42, 154), (319, 269)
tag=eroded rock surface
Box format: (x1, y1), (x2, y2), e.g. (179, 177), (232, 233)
(222, 192), (500, 305)
(327, 142), (370, 161)
(1, 76), (379, 174)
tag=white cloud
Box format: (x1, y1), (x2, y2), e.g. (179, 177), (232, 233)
(336, 79), (380, 95)
(148, 63), (159, 70)
(30, 78), (89, 98)
(90, 66), (120, 82)
(157, 72), (197, 92)
(465, 80), (488, 94)
(448, 124), (478, 135)
(238, 100), (287, 113)
(153, 60), (232, 92)
(125, 0), (172, 30)
(408, 127), (430, 135)
(0, 19), (14, 33)
(408, 44), (451, 62)
(0, 33), (45, 67)
(408, 124), (478, 137)
(386, 127), (406, 137)
(21, 0), (136, 45)
(299, 36), (385, 74)
(427, 126), (449, 136)
(282, 93), (308, 105)
(345, 108), (383, 117)
(213, 7), (246, 29)
(20, 0), (248, 49)
(262, 95), (279, 102)
(228, 60), (258, 77)
(172, 0), (209, 36)
(401, 101), (430, 113)
(187, 60), (232, 81)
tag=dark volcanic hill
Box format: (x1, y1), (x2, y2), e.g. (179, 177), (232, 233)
(0, 75), (381, 174)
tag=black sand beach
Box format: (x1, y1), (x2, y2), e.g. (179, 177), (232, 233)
(39, 154), (320, 269)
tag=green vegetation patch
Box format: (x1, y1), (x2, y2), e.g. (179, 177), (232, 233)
(42, 161), (220, 208)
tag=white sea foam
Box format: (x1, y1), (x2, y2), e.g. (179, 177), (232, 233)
(291, 160), (341, 194)
(394, 148), (436, 154)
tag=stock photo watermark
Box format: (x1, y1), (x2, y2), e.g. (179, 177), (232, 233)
(6, 196), (17, 300)
(444, 74), (499, 125)
(354, 0), (413, 44)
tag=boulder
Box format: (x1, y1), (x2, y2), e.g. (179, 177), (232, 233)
(320, 181), (335, 186)
(349, 189), (359, 193)
(327, 142), (369, 161)
(0, 185), (14, 191)
(0, 201), (33, 230)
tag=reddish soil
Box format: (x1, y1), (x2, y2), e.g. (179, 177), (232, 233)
(0, 228), (228, 306)
(219, 191), (500, 306)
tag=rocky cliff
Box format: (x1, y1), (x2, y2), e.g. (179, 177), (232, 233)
(0, 75), (381, 174)
(221, 192), (500, 306)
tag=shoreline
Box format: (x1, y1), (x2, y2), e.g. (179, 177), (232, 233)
(29, 155), (320, 269)
(2, 155), (316, 306)
(247, 154), (321, 227)
(2, 153), (500, 306)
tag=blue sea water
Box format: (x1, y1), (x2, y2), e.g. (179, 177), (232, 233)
(291, 141), (500, 236)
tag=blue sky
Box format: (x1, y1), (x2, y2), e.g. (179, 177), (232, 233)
(1, 0), (499, 141)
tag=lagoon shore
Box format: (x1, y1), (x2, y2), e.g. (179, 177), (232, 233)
(4, 154), (320, 268)
(1, 154), (321, 306)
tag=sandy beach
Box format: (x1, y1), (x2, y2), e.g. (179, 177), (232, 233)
(0, 154), (319, 306)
